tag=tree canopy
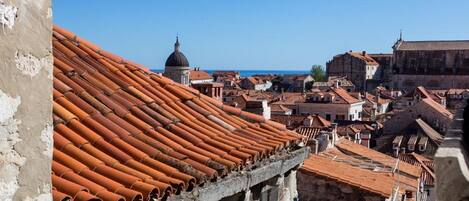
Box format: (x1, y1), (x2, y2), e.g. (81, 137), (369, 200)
(310, 64), (326, 82)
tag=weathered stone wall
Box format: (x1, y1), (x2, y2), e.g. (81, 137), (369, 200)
(326, 53), (374, 91)
(170, 147), (309, 201)
(393, 50), (469, 75)
(0, 0), (52, 200)
(297, 171), (385, 201)
(392, 74), (469, 90)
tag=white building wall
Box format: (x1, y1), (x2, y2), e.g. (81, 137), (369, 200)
(348, 102), (364, 121)
(191, 78), (213, 85)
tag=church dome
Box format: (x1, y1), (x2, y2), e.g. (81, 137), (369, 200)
(165, 37), (189, 67)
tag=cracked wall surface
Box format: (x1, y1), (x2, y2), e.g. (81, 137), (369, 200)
(0, 0), (52, 200)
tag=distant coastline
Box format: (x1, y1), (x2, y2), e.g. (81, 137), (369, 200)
(151, 69), (310, 77)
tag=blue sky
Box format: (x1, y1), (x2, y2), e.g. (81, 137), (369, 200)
(53, 0), (469, 70)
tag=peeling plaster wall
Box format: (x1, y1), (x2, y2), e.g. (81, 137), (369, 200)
(0, 0), (52, 200)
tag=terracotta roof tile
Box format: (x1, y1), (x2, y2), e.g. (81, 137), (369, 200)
(189, 69), (212, 81)
(300, 154), (395, 198)
(51, 25), (302, 199)
(331, 87), (361, 104)
(399, 153), (435, 186)
(347, 52), (379, 65)
(336, 139), (421, 178)
(420, 98), (453, 118)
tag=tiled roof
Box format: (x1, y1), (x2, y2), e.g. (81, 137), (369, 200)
(399, 153), (435, 186)
(407, 86), (444, 103)
(270, 115), (307, 129)
(301, 154), (397, 198)
(295, 127), (322, 143)
(414, 118), (443, 145)
(212, 71), (239, 77)
(313, 148), (419, 198)
(189, 70), (212, 81)
(270, 104), (292, 113)
(347, 52), (379, 65)
(331, 87), (361, 104)
(270, 114), (331, 130)
(395, 40), (469, 51)
(420, 98), (453, 118)
(283, 74), (311, 81)
(312, 77), (355, 88)
(271, 92), (305, 105)
(335, 139), (422, 178)
(446, 88), (469, 95)
(337, 125), (363, 136)
(306, 115), (332, 128)
(244, 77), (265, 85)
(365, 93), (391, 105)
(51, 25), (301, 200)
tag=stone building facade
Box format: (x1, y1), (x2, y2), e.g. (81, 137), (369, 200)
(391, 39), (469, 89)
(326, 51), (381, 91)
(369, 53), (393, 84)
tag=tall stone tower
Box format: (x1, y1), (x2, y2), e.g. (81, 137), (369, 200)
(164, 37), (190, 85)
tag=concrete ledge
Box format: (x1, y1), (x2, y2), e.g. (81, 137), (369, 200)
(435, 110), (469, 201)
(170, 147), (310, 201)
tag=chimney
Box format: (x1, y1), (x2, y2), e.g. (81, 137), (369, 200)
(335, 81), (339, 89)
(362, 51), (366, 55)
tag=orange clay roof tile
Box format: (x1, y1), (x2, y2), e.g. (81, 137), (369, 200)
(301, 154), (396, 198)
(51, 25), (301, 199)
(336, 139), (422, 178)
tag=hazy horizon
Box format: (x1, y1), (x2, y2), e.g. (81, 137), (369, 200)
(53, 0), (469, 70)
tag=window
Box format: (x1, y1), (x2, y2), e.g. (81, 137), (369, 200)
(358, 112), (362, 118)
(349, 114), (354, 120)
(326, 114), (331, 121)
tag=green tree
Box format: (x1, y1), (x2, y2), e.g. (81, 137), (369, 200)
(310, 64), (326, 82)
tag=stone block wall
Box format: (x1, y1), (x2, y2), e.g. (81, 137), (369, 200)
(392, 74), (469, 90)
(0, 0), (52, 200)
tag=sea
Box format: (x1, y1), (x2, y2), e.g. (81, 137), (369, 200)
(151, 69), (310, 77)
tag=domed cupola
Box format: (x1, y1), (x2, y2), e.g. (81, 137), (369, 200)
(165, 37), (189, 67)
(163, 37), (191, 86)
